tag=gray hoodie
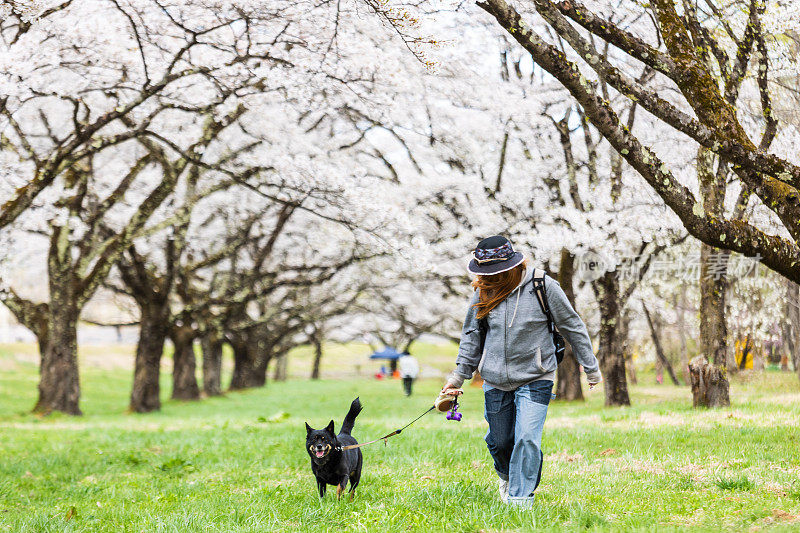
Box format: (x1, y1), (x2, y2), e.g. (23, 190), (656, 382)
(448, 267), (601, 391)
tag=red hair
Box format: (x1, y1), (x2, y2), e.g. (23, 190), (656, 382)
(471, 260), (528, 319)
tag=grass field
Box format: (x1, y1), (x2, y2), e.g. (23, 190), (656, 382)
(1, 344), (800, 532)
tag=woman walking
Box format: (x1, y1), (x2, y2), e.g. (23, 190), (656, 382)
(442, 236), (602, 506)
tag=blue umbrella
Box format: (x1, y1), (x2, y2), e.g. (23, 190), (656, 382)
(368, 347), (403, 360)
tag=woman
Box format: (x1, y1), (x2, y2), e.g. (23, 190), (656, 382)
(442, 235), (602, 506)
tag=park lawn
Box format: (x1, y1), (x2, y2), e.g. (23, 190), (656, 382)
(1, 349), (800, 532)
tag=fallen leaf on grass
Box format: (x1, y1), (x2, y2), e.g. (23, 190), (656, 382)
(770, 509), (799, 522)
(550, 451), (583, 463)
(421, 476), (434, 480)
(64, 506), (76, 521)
(599, 448), (617, 456)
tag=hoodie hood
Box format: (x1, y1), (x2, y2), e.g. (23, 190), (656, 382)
(516, 266), (532, 289)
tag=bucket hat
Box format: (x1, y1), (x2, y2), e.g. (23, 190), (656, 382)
(467, 235), (525, 275)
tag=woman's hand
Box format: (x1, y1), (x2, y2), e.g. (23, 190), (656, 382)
(587, 372), (603, 390)
(441, 381), (463, 396)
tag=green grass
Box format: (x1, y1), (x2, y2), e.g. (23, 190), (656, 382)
(714, 475), (755, 492)
(1, 344), (800, 532)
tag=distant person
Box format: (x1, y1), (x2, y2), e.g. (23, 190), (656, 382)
(441, 235), (602, 506)
(398, 352), (419, 396)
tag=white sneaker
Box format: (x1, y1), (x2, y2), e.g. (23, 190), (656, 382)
(498, 478), (509, 502)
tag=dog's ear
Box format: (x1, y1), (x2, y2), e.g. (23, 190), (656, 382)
(305, 422), (313, 434)
(326, 419), (335, 434)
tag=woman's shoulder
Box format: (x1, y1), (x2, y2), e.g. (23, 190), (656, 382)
(529, 268), (561, 288)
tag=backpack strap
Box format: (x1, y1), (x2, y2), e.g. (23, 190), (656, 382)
(531, 268), (557, 334)
(532, 268), (566, 365)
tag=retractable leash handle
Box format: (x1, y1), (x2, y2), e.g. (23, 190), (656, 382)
(434, 389), (462, 413)
(435, 389), (463, 422)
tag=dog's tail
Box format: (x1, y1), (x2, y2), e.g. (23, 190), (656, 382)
(340, 397), (362, 435)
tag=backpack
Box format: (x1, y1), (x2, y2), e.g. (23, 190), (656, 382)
(477, 268), (566, 365)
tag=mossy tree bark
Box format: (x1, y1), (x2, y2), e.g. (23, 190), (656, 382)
(556, 249), (583, 401)
(130, 302), (170, 412)
(252, 338), (275, 388)
(593, 271), (630, 406)
(229, 335), (257, 390)
(696, 149), (731, 406)
(170, 323), (200, 400)
(118, 247), (174, 413)
(201, 333), (224, 397)
(36, 303), (81, 415)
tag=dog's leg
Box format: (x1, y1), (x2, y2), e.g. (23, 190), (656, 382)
(349, 471), (359, 502)
(318, 481), (326, 498)
(336, 475), (349, 500)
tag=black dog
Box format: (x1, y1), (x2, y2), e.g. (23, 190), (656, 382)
(305, 397), (363, 500)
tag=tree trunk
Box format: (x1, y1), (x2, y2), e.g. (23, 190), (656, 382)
(311, 335), (323, 380)
(674, 289), (691, 384)
(699, 243), (730, 407)
(782, 279), (800, 383)
(34, 307), (81, 415)
(170, 325), (199, 400)
(251, 334), (273, 387)
(229, 337), (256, 390)
(556, 249), (584, 401)
(696, 146), (731, 406)
(201, 334), (223, 397)
(620, 312), (637, 385)
(594, 271), (630, 406)
(6, 279), (78, 415)
(252, 351), (270, 387)
(130, 302), (169, 413)
(689, 355), (730, 408)
(273, 353), (288, 381)
(643, 305), (680, 385)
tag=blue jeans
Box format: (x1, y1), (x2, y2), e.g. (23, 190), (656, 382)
(483, 380), (553, 501)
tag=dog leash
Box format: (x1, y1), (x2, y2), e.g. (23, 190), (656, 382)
(335, 405), (436, 452)
(335, 391), (464, 452)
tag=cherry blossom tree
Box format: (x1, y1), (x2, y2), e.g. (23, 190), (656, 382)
(0, 0), (408, 413)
